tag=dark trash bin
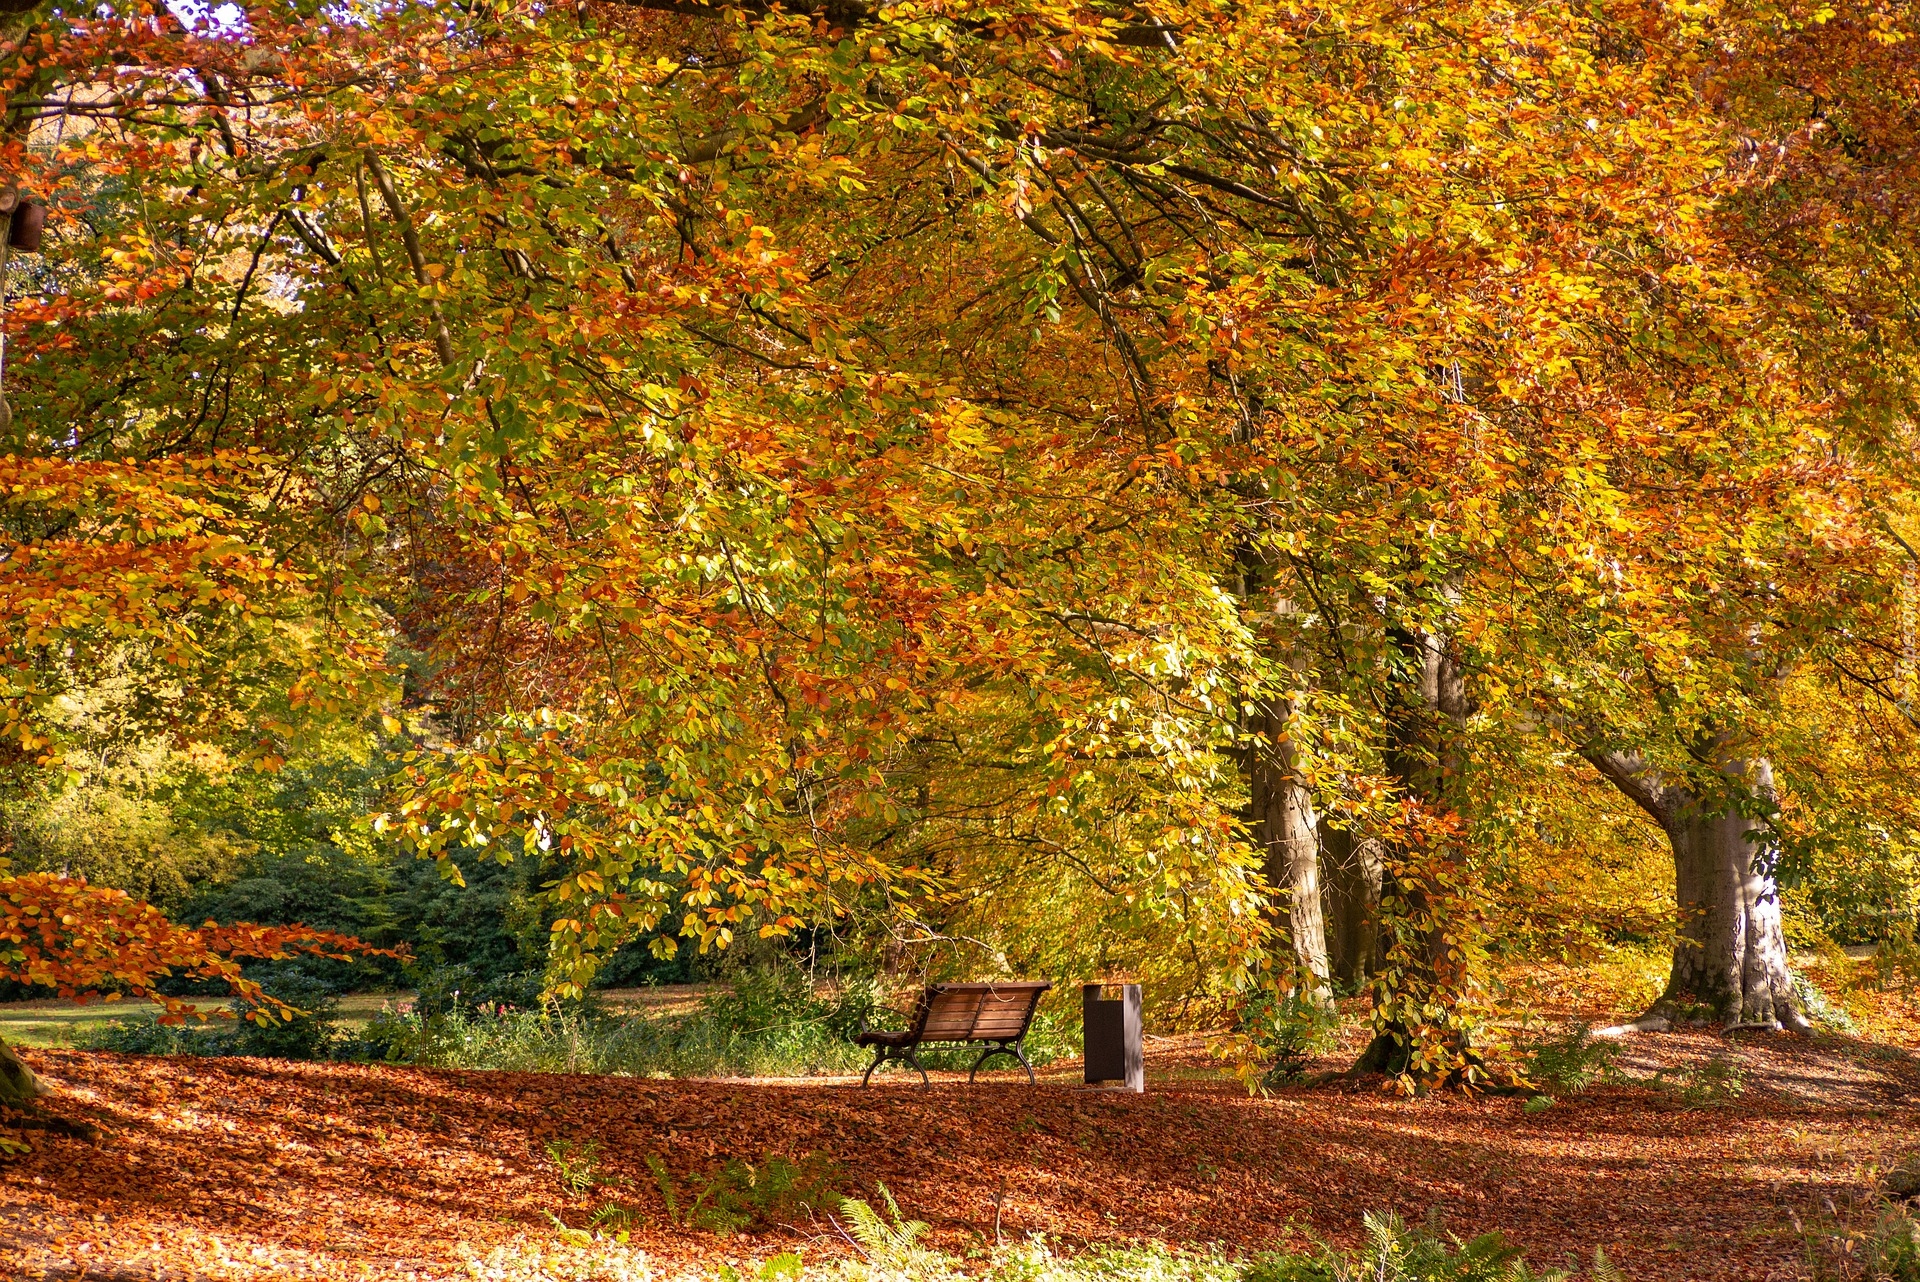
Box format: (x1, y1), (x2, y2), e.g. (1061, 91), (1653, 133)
(1082, 982), (1143, 1093)
(6, 200), (43, 253)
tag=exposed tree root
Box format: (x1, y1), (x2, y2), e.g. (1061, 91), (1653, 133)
(0, 1039), (100, 1143)
(1596, 1010), (1811, 1038)
(1594, 1013), (1673, 1037)
(1347, 1029), (1522, 1094)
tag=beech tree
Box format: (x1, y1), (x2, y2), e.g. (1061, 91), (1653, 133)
(1582, 749), (1803, 1030)
(1556, 0), (1920, 1034)
(0, 0), (1914, 1092)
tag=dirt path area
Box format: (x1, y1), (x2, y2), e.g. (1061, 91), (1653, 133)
(4, 1033), (1916, 1282)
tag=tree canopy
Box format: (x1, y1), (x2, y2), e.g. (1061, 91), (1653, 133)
(0, 0), (1915, 1084)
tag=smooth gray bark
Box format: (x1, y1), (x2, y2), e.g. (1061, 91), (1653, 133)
(1583, 747), (1807, 1031)
(1250, 699), (1330, 990)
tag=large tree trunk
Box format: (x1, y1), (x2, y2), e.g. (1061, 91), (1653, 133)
(0, 1036), (44, 1108)
(1584, 749), (1807, 1031)
(1320, 822), (1384, 989)
(1353, 616), (1485, 1079)
(1250, 700), (1330, 991)
(1, 1033), (98, 1140)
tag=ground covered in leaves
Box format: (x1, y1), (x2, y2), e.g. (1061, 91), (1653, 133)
(5, 1026), (1919, 1282)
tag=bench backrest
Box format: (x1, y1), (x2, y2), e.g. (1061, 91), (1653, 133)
(908, 981), (1051, 1043)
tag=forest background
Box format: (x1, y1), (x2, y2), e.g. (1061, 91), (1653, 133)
(0, 0), (1918, 1097)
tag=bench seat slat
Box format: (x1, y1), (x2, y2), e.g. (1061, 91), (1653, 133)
(923, 996), (986, 1038)
(854, 980), (1052, 1071)
(970, 1015), (1035, 1038)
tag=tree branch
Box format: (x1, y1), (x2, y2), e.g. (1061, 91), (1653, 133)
(364, 150), (456, 367)
(1579, 747), (1675, 831)
(594, 0), (1180, 48)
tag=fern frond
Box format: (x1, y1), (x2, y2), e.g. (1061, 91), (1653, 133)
(836, 1184), (934, 1269)
(645, 1153), (679, 1226)
(838, 1195), (891, 1253)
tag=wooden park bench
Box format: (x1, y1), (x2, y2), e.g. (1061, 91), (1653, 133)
(854, 981), (1052, 1087)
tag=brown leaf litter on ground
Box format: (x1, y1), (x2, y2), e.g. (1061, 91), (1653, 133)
(3, 1031), (1917, 1282)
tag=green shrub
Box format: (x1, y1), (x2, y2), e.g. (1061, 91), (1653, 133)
(845, 1192), (1632, 1282)
(77, 970), (342, 1061)
(1789, 972), (1859, 1034)
(228, 970), (341, 1059)
(1235, 981), (1339, 1088)
(345, 969), (865, 1077)
(337, 1001), (421, 1063)
(1242, 1212), (1526, 1282)
(702, 965), (826, 1036)
(646, 1151), (840, 1235)
(411, 963), (548, 1018)
(823, 975), (887, 1042)
(346, 964), (1068, 1080)
(1879, 1209), (1920, 1282)
(486, 1190), (1624, 1282)
(78, 954), (1070, 1082)
(1240, 1210), (1619, 1282)
(1802, 1197), (1920, 1282)
(392, 1005), (633, 1075)
(1523, 1022), (1621, 1096)
(78, 1013), (211, 1056)
(835, 1183), (947, 1275)
(1236, 1252), (1332, 1282)
(545, 1138), (605, 1198)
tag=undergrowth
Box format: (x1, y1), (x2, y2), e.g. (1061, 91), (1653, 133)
(367, 972), (1069, 1079)
(73, 971), (340, 1060)
(1231, 980), (1342, 1091)
(73, 964), (1072, 1079)
(537, 1140), (841, 1243)
(1238, 1210), (1622, 1282)
(1522, 1022), (1621, 1096)
(646, 1151), (841, 1234)
(1798, 1190), (1920, 1281)
(364, 966), (1072, 1079)
(347, 965), (879, 1076)
(472, 1188), (1632, 1282)
(1794, 972), (1861, 1035)
(359, 998), (871, 1078)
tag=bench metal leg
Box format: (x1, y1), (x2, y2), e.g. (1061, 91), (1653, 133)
(861, 1046), (931, 1088)
(967, 1040), (1035, 1085)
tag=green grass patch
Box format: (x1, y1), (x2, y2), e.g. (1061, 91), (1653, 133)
(53, 965), (1076, 1080)
(0, 990), (406, 1048)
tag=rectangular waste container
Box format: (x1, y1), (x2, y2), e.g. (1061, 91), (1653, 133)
(1082, 982), (1143, 1092)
